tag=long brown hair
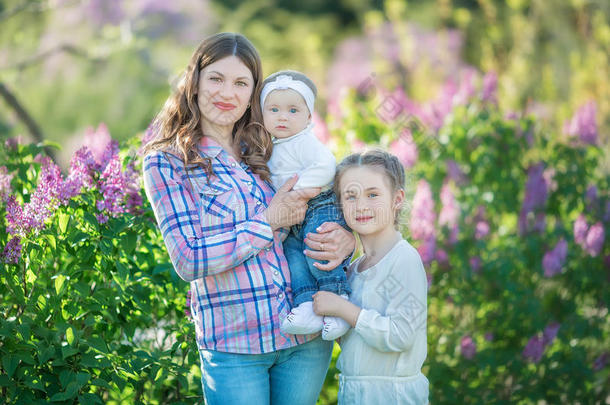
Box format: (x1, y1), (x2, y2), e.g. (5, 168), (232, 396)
(143, 32), (271, 181)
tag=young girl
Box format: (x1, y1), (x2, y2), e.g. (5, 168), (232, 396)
(312, 149), (429, 404)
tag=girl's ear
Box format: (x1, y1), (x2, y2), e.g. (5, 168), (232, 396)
(394, 189), (405, 210)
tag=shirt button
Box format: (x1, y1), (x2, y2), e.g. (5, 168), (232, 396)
(274, 271), (279, 276)
(278, 293), (284, 299)
(265, 247), (270, 252)
(256, 201), (261, 205)
(231, 162), (236, 168)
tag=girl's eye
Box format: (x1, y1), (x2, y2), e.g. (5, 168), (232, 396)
(210, 77), (221, 82)
(271, 107), (279, 112)
(290, 108), (298, 113)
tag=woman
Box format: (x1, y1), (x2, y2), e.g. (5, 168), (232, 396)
(142, 32), (355, 404)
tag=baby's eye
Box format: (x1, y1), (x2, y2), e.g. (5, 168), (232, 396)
(271, 107), (279, 112)
(368, 193), (378, 198)
(289, 108), (298, 113)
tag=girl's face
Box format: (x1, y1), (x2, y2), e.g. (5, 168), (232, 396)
(262, 89), (311, 139)
(339, 166), (403, 237)
(197, 55), (254, 128)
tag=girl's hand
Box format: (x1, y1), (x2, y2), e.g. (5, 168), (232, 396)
(304, 222), (355, 271)
(312, 291), (346, 317)
(264, 175), (320, 230)
(313, 291), (362, 327)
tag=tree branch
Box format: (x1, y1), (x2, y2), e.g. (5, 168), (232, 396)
(0, 81), (57, 162)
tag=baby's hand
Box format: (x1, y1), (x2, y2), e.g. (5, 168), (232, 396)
(312, 291), (346, 317)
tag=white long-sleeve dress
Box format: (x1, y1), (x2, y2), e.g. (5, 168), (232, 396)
(337, 239), (429, 405)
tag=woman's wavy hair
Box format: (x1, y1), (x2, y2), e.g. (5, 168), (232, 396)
(143, 32), (271, 181)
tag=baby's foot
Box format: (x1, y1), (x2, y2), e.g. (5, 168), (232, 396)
(321, 315), (351, 341)
(321, 294), (351, 341)
(280, 301), (324, 335)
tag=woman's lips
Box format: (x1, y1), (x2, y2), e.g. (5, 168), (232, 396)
(214, 102), (236, 111)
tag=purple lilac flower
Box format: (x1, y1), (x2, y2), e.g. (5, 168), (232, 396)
(574, 214), (589, 246)
(519, 163), (548, 235)
(585, 185), (598, 211)
(83, 123), (113, 169)
(446, 160), (467, 185)
(97, 155), (127, 218)
(0, 166), (14, 202)
(60, 147), (97, 203)
(485, 332), (494, 342)
(585, 222), (605, 257)
(522, 334), (544, 363)
(124, 160), (143, 213)
(312, 112), (331, 144)
(470, 256), (482, 274)
(4, 135), (22, 151)
(390, 129), (418, 169)
(481, 71), (498, 104)
(417, 238), (436, 266)
(5, 196), (24, 235)
(2, 236), (22, 264)
(435, 249), (449, 267)
(593, 352), (609, 371)
(542, 322), (560, 346)
(438, 180), (459, 244)
(453, 68), (477, 106)
(475, 221), (490, 240)
(460, 335), (476, 359)
(563, 101), (598, 145)
(85, 0), (124, 26)
(542, 239), (568, 277)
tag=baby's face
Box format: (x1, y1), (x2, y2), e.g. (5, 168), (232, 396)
(262, 89), (311, 139)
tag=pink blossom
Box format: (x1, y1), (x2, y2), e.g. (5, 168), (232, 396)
(417, 238), (436, 266)
(460, 335), (476, 359)
(446, 160), (467, 185)
(411, 180), (436, 264)
(435, 249), (449, 267)
(83, 123), (113, 168)
(519, 163), (548, 235)
(585, 222), (605, 257)
(563, 101), (598, 145)
(390, 130), (418, 169)
(475, 221), (490, 240)
(481, 71), (498, 103)
(60, 147), (97, 202)
(574, 215), (589, 246)
(312, 112), (331, 144)
(4, 135), (22, 151)
(438, 180), (459, 244)
(542, 239), (568, 277)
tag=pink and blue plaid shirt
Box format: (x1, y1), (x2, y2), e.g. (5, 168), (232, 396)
(142, 137), (316, 354)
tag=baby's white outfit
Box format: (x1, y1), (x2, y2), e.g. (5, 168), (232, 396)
(337, 239), (429, 404)
(267, 123), (335, 191)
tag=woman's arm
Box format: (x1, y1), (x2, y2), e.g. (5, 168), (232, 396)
(143, 152), (275, 282)
(303, 222), (356, 270)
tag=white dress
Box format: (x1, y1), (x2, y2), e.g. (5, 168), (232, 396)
(337, 239), (429, 405)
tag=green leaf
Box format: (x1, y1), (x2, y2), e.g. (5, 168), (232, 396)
(58, 212), (70, 234)
(121, 231), (137, 254)
(2, 355), (19, 378)
(115, 260), (129, 281)
(54, 274), (66, 295)
(50, 381), (80, 401)
(66, 327), (75, 346)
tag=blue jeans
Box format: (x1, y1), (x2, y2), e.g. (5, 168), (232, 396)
(198, 336), (333, 405)
(283, 189), (352, 307)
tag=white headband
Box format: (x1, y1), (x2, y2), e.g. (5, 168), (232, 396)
(260, 74), (315, 115)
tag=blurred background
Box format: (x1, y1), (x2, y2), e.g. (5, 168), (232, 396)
(1, 0), (609, 404)
(1, 0), (608, 166)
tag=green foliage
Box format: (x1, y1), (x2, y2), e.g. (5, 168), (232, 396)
(0, 143), (202, 404)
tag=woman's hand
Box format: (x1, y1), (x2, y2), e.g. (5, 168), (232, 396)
(264, 175), (320, 231)
(304, 222), (356, 271)
(313, 291), (361, 327)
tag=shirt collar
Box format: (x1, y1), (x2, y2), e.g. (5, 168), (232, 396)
(197, 136), (225, 159)
(272, 123), (314, 145)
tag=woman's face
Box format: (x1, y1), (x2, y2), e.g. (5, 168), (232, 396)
(197, 55), (254, 128)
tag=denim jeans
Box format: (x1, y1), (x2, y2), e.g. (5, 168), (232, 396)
(198, 336), (333, 405)
(283, 189), (352, 307)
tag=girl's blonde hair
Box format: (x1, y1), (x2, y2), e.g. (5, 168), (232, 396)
(333, 149), (406, 226)
(143, 32), (271, 181)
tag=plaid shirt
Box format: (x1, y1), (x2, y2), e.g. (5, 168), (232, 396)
(142, 137), (316, 354)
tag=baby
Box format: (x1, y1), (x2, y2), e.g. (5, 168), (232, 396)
(261, 70), (352, 341)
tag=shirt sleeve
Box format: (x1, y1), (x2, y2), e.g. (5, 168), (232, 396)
(354, 248), (428, 352)
(292, 136), (336, 189)
(142, 152), (274, 282)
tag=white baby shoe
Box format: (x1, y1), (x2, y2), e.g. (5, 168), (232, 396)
(322, 295), (351, 341)
(280, 301), (324, 335)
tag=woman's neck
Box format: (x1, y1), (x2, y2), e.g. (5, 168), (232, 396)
(201, 120), (238, 158)
(359, 227), (401, 271)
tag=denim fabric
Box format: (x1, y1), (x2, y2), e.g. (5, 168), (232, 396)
(283, 189), (352, 307)
(198, 336), (333, 405)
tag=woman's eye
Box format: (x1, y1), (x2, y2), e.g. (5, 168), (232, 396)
(236, 81), (248, 87)
(290, 108), (298, 113)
